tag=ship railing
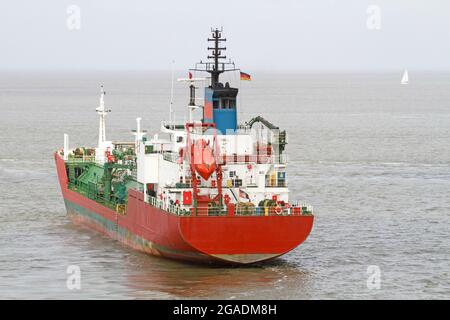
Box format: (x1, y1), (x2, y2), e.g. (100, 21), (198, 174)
(166, 152), (277, 166)
(161, 121), (186, 131)
(147, 195), (191, 216)
(67, 183), (121, 211)
(146, 195), (313, 217)
(218, 154), (287, 165)
(174, 182), (192, 188)
(160, 152), (286, 165)
(265, 181), (287, 188)
(190, 207), (228, 217)
(147, 196), (229, 216)
(162, 151), (180, 163)
(293, 202), (314, 215)
(219, 155), (271, 164)
(66, 155), (96, 163)
(235, 203), (313, 216)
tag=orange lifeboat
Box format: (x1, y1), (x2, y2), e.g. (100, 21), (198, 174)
(192, 139), (216, 180)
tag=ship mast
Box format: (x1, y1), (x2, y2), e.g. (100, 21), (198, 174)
(177, 74), (206, 122)
(191, 28), (238, 88)
(96, 85), (110, 148)
(208, 28), (226, 87)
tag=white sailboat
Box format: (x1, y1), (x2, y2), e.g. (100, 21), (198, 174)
(401, 69), (409, 85)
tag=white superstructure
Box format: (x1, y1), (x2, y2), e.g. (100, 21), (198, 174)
(133, 115), (290, 212)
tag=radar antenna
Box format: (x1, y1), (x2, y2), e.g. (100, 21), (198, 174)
(190, 28), (238, 87)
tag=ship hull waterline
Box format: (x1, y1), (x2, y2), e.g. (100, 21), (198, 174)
(55, 152), (314, 265)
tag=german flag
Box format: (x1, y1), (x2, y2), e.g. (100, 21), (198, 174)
(239, 189), (250, 201)
(240, 71), (251, 81)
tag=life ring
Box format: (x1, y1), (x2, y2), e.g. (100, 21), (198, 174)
(275, 205), (282, 215)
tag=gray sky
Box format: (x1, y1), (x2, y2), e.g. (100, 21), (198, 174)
(1, 0), (449, 71)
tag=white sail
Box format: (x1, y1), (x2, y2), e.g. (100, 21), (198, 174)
(401, 69), (409, 85)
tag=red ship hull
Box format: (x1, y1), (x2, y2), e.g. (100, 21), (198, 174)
(55, 152), (314, 264)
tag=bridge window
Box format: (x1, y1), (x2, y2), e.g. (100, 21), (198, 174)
(220, 98), (236, 109)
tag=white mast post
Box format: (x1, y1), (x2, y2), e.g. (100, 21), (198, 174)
(177, 77), (206, 122)
(132, 117), (147, 155)
(96, 85), (110, 148)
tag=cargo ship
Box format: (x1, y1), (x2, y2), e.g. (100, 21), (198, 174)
(54, 28), (314, 265)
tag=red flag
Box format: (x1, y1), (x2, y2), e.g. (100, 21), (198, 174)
(183, 191), (192, 205)
(188, 72), (193, 79)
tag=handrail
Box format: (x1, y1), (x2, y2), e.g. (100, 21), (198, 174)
(219, 154), (286, 165)
(162, 151), (180, 163)
(66, 155), (96, 163)
(147, 196), (190, 216)
(146, 194), (313, 217)
(235, 203), (313, 216)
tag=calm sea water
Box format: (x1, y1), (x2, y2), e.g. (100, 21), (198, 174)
(0, 71), (449, 299)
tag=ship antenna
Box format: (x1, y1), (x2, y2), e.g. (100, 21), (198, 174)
(190, 28), (238, 88)
(207, 27), (227, 87)
(96, 85), (111, 148)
